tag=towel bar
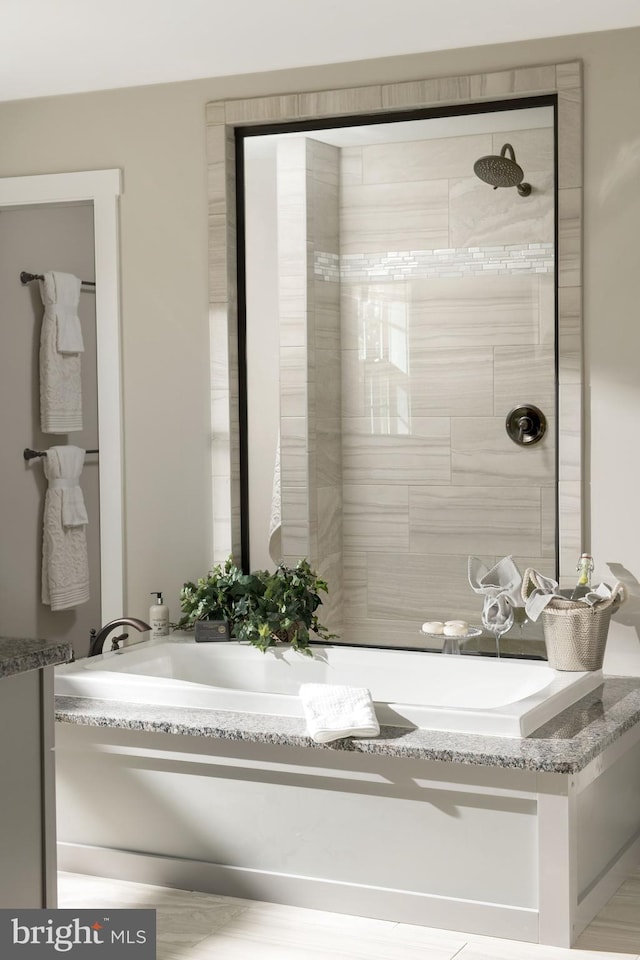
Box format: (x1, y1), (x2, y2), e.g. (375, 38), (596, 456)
(24, 447), (99, 461)
(20, 271), (96, 287)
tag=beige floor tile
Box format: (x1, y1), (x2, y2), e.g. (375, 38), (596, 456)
(58, 870), (640, 960)
(574, 872), (640, 955)
(58, 872), (247, 951)
(457, 936), (635, 960)
(188, 902), (464, 960)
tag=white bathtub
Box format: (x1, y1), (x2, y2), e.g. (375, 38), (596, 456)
(55, 635), (602, 737)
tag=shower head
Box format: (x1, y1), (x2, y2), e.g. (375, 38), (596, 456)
(473, 143), (532, 196)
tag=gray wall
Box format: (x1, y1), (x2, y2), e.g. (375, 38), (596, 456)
(0, 204), (101, 657)
(0, 26), (638, 671)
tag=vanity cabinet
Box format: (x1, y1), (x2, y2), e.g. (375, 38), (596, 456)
(0, 639), (72, 908)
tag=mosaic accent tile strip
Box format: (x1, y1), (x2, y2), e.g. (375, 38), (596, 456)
(314, 242), (554, 282)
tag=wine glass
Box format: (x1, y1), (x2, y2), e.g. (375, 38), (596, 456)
(481, 598), (514, 659)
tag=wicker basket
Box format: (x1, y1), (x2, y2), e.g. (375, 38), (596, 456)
(521, 569), (625, 671)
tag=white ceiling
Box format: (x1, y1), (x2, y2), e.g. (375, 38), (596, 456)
(2, 0), (640, 104)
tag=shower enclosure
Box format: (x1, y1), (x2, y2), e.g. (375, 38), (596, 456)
(240, 98), (558, 652)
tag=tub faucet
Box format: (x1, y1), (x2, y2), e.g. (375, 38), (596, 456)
(88, 618), (152, 657)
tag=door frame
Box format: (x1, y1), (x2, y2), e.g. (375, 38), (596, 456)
(0, 169), (124, 621)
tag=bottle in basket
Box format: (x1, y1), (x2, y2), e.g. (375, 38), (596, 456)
(571, 553), (594, 600)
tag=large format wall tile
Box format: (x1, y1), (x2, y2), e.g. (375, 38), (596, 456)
(490, 128), (554, 175)
(342, 417), (450, 485)
(340, 281), (409, 352)
(558, 481), (582, 586)
(314, 279), (341, 352)
(343, 484), (409, 551)
(342, 551), (368, 620)
(362, 134), (492, 184)
(557, 285), (581, 383)
(409, 486), (542, 557)
(280, 486), (310, 558)
(410, 347), (494, 416)
(316, 549), (343, 638)
(538, 272), (555, 346)
(316, 419), (341, 487)
(406, 275), (540, 347)
(340, 179), (449, 254)
(341, 348), (366, 418)
(557, 61), (583, 189)
(450, 173), (554, 247)
(493, 346), (555, 416)
(367, 552), (491, 623)
(559, 383), (581, 482)
(316, 486), (342, 559)
(338, 617), (428, 649)
(280, 416), (308, 487)
(513, 555), (557, 583)
(558, 187), (581, 287)
(342, 346), (494, 422)
(451, 417), (556, 486)
(469, 64), (556, 99)
(382, 75), (471, 109)
(541, 486), (557, 559)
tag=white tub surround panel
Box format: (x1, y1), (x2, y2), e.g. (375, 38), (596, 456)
(56, 671), (640, 948)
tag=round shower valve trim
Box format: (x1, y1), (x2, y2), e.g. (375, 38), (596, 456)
(505, 404), (547, 446)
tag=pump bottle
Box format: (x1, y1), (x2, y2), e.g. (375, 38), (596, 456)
(149, 592), (170, 639)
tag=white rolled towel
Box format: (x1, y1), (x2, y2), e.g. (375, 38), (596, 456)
(299, 683), (380, 743)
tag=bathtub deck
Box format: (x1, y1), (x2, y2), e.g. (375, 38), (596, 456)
(55, 674), (640, 773)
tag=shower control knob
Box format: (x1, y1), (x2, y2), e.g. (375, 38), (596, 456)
(505, 404), (547, 446)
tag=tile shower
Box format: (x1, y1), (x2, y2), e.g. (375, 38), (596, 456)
(250, 113), (558, 648)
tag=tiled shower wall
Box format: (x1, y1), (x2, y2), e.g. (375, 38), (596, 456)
(337, 127), (556, 647)
(276, 126), (556, 647)
(277, 138), (344, 635)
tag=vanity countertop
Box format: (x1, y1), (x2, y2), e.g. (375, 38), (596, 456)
(55, 675), (640, 775)
(1, 636), (73, 679)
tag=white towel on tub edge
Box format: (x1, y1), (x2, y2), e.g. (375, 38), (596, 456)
(299, 683), (380, 743)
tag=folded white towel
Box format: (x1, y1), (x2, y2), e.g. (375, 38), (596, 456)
(39, 271), (84, 433)
(468, 555), (523, 633)
(299, 683), (380, 743)
(42, 446), (90, 611)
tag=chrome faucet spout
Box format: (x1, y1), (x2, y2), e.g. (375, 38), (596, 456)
(88, 618), (152, 657)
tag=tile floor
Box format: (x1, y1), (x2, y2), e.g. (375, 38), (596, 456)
(58, 868), (640, 960)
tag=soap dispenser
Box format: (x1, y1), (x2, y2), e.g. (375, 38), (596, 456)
(149, 592), (170, 639)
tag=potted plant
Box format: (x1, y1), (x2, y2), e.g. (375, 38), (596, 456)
(177, 558), (334, 655)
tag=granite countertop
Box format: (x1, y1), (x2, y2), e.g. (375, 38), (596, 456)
(1, 636), (73, 679)
(55, 675), (640, 774)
